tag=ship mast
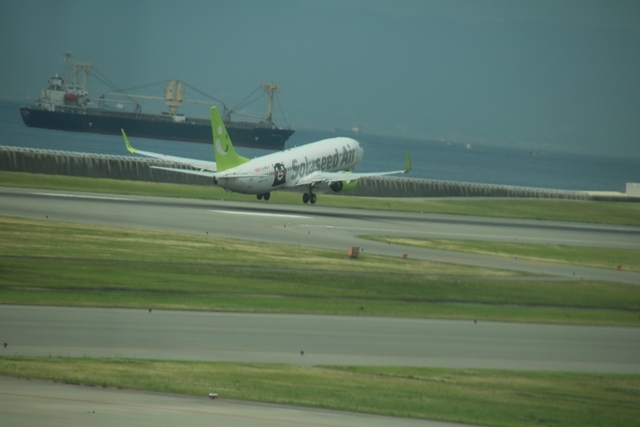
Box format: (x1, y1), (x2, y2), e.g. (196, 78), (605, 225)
(72, 61), (92, 93)
(63, 52), (91, 92)
(164, 80), (184, 115)
(261, 83), (280, 124)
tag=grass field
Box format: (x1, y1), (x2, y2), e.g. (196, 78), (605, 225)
(2, 216), (639, 325)
(1, 356), (638, 427)
(361, 236), (640, 272)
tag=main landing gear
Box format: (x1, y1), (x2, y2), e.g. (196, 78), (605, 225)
(302, 191), (317, 204)
(257, 192), (271, 201)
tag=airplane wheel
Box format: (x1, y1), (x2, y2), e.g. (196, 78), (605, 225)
(264, 192), (271, 201)
(302, 193), (310, 204)
(310, 193), (317, 204)
(257, 194), (263, 200)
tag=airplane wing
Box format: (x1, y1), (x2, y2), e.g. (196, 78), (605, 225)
(121, 129), (217, 174)
(149, 166), (217, 178)
(296, 150), (411, 187)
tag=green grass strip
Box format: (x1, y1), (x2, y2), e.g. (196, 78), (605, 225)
(1, 356), (638, 427)
(361, 236), (640, 272)
(0, 216), (514, 276)
(2, 287), (638, 325)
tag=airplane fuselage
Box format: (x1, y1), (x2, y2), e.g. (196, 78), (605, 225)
(216, 137), (364, 194)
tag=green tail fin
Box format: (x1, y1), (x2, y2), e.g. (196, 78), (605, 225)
(210, 107), (249, 171)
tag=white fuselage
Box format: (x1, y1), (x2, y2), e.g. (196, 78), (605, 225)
(216, 137), (363, 194)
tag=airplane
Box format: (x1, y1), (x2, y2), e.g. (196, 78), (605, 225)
(121, 106), (410, 204)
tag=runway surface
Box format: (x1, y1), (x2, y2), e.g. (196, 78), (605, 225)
(2, 305), (639, 372)
(1, 376), (473, 427)
(2, 187), (639, 426)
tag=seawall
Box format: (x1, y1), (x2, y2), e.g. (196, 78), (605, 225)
(349, 176), (586, 199)
(0, 146), (630, 201)
(0, 146), (210, 186)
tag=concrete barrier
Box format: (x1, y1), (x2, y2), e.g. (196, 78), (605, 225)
(627, 183), (640, 197)
(349, 176), (588, 199)
(0, 146), (210, 186)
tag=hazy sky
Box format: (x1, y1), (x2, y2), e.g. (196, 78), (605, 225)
(2, 0), (639, 155)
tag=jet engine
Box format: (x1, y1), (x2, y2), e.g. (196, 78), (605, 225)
(329, 180), (358, 192)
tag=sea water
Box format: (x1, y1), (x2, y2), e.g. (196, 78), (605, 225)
(1, 100), (637, 192)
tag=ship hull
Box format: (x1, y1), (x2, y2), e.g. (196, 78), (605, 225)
(20, 107), (293, 150)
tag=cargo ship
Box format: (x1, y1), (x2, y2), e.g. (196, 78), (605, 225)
(19, 54), (294, 150)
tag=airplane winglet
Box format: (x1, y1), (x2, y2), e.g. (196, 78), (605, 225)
(403, 150), (411, 174)
(121, 129), (136, 154)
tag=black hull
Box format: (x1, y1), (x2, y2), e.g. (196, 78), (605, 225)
(20, 107), (294, 150)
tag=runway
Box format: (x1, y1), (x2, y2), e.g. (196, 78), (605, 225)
(2, 305), (639, 373)
(1, 376), (467, 427)
(1, 187), (639, 426)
